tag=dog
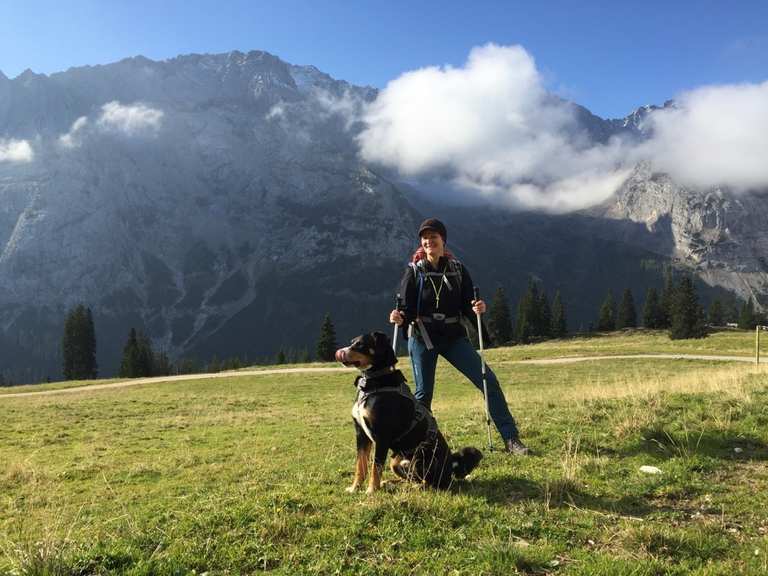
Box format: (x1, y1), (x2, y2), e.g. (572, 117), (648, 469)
(335, 331), (483, 494)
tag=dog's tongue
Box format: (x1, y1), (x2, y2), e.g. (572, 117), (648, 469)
(335, 348), (350, 365)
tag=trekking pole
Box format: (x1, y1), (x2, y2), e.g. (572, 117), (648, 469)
(392, 293), (403, 355)
(474, 286), (493, 451)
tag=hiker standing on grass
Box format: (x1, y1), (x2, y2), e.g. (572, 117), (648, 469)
(389, 218), (530, 455)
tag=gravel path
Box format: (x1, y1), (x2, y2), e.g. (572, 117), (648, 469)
(0, 353), (762, 399)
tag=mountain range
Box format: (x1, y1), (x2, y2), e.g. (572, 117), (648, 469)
(0, 50), (765, 383)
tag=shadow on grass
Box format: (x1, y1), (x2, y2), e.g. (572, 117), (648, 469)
(620, 429), (768, 461)
(456, 476), (652, 517)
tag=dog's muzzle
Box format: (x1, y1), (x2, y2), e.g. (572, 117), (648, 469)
(335, 347), (356, 367)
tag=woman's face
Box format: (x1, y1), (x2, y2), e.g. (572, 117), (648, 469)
(420, 230), (445, 259)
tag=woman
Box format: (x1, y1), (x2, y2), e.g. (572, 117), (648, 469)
(389, 218), (529, 455)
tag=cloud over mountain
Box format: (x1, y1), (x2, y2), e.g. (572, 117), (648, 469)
(640, 81), (768, 191)
(358, 44), (768, 211)
(96, 101), (164, 136)
(0, 138), (33, 162)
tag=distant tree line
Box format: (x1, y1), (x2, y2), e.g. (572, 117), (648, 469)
(594, 267), (766, 340)
(50, 280), (766, 387)
(484, 280), (568, 345)
(595, 270), (707, 339)
(479, 266), (768, 346)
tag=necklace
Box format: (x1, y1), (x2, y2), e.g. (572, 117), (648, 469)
(427, 263), (447, 309)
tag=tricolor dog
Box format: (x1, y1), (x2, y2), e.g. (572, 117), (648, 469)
(336, 331), (483, 494)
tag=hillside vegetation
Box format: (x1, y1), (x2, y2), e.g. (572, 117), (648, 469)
(2, 331), (768, 575)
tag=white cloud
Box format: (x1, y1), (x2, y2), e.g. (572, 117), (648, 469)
(640, 81), (768, 191)
(359, 43), (768, 211)
(265, 103), (285, 121)
(358, 44), (630, 211)
(97, 101), (164, 136)
(313, 89), (366, 130)
(58, 116), (88, 148)
(0, 138), (33, 163)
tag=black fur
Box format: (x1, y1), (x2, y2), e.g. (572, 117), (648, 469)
(346, 331), (482, 490)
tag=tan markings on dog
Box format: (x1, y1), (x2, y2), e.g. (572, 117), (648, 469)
(388, 455), (407, 483)
(367, 463), (383, 494)
(346, 443), (371, 493)
(389, 454), (402, 475)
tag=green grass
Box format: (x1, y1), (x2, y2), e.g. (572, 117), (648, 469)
(2, 331), (768, 575)
(491, 328), (761, 361)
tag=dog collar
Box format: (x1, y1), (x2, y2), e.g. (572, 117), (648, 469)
(360, 365), (396, 380)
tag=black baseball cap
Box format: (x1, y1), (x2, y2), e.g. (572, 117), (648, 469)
(417, 218), (447, 241)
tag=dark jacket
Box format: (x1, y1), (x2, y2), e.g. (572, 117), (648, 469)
(399, 256), (478, 347)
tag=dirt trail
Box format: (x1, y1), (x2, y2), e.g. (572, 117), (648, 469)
(0, 367), (354, 399)
(510, 353), (762, 365)
(0, 354), (762, 399)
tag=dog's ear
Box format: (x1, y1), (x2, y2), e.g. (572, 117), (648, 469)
(371, 331), (397, 366)
(371, 331), (390, 350)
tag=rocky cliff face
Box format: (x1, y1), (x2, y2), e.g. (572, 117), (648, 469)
(0, 51), (421, 381)
(1, 51), (766, 383)
(591, 163), (768, 307)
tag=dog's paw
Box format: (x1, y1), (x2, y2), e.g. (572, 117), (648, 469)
(345, 484), (359, 493)
(380, 479), (401, 491)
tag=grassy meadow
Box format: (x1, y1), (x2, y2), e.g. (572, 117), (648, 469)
(2, 330), (768, 575)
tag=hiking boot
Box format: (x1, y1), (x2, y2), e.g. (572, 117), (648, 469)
(505, 437), (530, 456)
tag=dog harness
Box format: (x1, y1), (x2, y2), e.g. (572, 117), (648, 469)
(351, 367), (432, 447)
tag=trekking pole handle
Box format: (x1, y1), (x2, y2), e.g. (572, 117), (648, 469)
(392, 293), (403, 354)
(474, 286), (485, 355)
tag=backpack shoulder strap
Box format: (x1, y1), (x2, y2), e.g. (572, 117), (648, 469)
(410, 261), (425, 316)
(446, 258), (463, 291)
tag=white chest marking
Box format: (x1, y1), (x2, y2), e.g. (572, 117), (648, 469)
(351, 402), (375, 443)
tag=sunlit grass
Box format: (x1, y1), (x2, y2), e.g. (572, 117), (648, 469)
(2, 331), (768, 574)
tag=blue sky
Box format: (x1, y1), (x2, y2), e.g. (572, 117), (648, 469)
(2, 0), (767, 118)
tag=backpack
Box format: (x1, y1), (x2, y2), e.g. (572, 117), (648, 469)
(409, 258), (463, 318)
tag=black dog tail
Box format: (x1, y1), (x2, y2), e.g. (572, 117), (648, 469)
(451, 447), (483, 479)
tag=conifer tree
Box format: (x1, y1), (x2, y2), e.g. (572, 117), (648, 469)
(488, 286), (513, 345)
(659, 267), (675, 328)
(725, 298), (740, 324)
(738, 297), (756, 330)
(83, 307), (97, 376)
(515, 278), (539, 343)
(62, 304), (98, 380)
(154, 351), (172, 376)
(669, 275), (707, 339)
(708, 299), (724, 327)
(550, 290), (567, 338)
(119, 328), (141, 377)
(316, 313), (337, 361)
(617, 288), (637, 329)
(642, 287), (662, 328)
(118, 329), (154, 378)
(137, 333), (155, 376)
(276, 350), (286, 364)
(527, 280), (542, 338)
(514, 297), (531, 344)
(538, 290), (552, 339)
(597, 291), (616, 332)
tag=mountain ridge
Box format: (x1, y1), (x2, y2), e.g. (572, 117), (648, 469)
(0, 50), (763, 383)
